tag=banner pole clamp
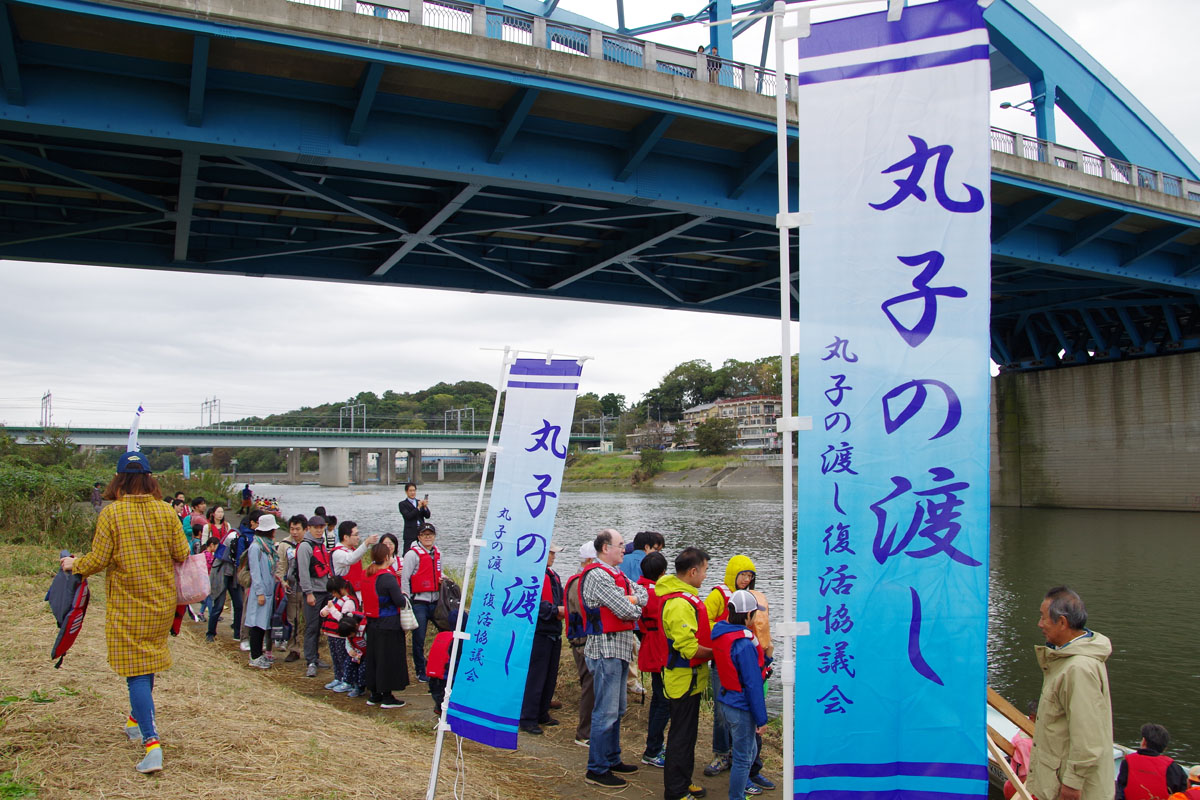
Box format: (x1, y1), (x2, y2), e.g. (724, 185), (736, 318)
(469, 538), (486, 549)
(777, 416), (812, 433)
(776, 211), (814, 229)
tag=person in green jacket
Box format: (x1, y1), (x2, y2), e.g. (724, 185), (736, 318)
(659, 547), (713, 800)
(1027, 585), (1114, 800)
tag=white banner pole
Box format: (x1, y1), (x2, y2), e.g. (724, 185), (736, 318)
(426, 345), (514, 800)
(773, 5), (797, 793)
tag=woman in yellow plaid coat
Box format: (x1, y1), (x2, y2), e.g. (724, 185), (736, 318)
(61, 451), (189, 775)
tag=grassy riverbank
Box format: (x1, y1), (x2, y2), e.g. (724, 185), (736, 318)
(565, 452), (742, 483)
(0, 544), (783, 799)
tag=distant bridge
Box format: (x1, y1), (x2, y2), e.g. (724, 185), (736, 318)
(6, 425), (603, 485)
(2, 424), (608, 449)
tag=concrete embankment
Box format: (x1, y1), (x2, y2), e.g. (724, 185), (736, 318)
(651, 465), (783, 489)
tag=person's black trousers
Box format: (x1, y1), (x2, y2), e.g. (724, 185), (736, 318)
(520, 633), (562, 726)
(207, 576), (242, 639)
(664, 691), (701, 800)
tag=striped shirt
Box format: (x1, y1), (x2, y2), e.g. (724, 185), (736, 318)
(581, 562), (647, 661)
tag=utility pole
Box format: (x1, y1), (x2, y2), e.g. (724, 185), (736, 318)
(339, 403), (366, 432)
(444, 406), (475, 433)
(40, 391), (51, 427)
(200, 397), (221, 427)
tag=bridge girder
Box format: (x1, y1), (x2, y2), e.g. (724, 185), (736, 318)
(0, 0), (1196, 375)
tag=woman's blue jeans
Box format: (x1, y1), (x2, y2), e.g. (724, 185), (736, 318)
(127, 673), (157, 741)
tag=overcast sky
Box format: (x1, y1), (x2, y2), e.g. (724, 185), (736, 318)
(1, 0), (1196, 429)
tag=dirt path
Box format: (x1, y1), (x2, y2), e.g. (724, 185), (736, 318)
(0, 546), (776, 800)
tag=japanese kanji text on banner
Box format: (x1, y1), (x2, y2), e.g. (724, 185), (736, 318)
(446, 358), (583, 750)
(793, 2), (991, 798)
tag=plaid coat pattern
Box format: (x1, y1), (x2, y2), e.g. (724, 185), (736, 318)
(73, 494), (190, 677)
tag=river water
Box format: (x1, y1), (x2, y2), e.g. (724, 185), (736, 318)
(254, 482), (1200, 765)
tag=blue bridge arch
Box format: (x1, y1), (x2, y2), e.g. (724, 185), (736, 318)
(0, 0), (1194, 372)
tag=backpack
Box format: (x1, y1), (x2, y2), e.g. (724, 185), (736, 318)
(432, 576), (462, 632)
(235, 550), (252, 588)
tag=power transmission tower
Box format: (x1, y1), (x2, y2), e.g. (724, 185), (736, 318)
(201, 397), (221, 427)
(40, 391), (52, 427)
(444, 406), (475, 432)
(340, 403), (366, 432)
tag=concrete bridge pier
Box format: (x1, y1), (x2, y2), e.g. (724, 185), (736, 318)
(349, 450), (365, 484)
(380, 449), (395, 485)
(319, 447), (350, 488)
(285, 448), (301, 485)
(405, 449), (422, 485)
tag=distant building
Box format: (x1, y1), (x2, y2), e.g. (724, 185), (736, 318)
(625, 421), (676, 452)
(715, 395), (781, 450)
(667, 395), (781, 451)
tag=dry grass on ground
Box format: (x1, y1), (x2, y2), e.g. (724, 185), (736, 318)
(0, 546), (549, 800)
(0, 545), (784, 800)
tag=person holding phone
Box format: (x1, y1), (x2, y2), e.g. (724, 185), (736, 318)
(397, 482), (430, 554)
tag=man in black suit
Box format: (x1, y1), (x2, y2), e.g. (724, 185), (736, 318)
(398, 481), (430, 553)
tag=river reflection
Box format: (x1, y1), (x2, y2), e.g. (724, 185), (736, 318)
(256, 482), (1200, 763)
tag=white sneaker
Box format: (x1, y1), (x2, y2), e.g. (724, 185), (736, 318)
(248, 655), (271, 669)
(239, 640), (251, 651)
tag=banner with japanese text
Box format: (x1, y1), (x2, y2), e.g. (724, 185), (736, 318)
(446, 357), (583, 750)
(793, 2), (991, 798)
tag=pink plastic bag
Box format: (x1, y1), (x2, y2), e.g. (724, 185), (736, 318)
(175, 554), (210, 604)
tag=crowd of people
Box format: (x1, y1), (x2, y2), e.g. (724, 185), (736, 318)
(66, 458), (780, 799)
(63, 454), (1200, 800)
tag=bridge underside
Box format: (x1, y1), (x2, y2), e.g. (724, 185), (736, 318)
(0, 0), (1197, 372)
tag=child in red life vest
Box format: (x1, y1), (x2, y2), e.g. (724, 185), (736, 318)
(636, 551), (670, 768)
(320, 576), (361, 694)
(1117, 723), (1188, 800)
(712, 590), (773, 800)
(427, 612), (467, 718)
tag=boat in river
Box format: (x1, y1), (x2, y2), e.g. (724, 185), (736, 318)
(986, 687), (1131, 797)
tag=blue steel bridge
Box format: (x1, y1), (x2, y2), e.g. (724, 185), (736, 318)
(0, 0), (1196, 372)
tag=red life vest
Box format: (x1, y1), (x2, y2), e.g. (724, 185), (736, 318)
(711, 584), (733, 623)
(360, 569), (398, 619)
(302, 540), (331, 580)
(637, 576), (667, 673)
(321, 594), (359, 636)
(577, 562), (636, 635)
(331, 544), (365, 591)
(410, 543), (442, 593)
(426, 630), (455, 679)
(1125, 752), (1175, 800)
(712, 626), (764, 693)
(660, 589), (712, 668)
(1178, 789), (1200, 800)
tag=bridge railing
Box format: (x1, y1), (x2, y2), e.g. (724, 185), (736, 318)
(285, 0), (795, 99)
(990, 127), (1200, 204)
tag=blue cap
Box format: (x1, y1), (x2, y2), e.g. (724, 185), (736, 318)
(116, 451), (152, 474)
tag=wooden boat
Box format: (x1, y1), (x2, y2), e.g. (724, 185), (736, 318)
(986, 687), (1132, 797)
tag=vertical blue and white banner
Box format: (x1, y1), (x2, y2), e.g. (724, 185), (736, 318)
(447, 358), (584, 749)
(793, 2), (991, 798)
(127, 404), (143, 452)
